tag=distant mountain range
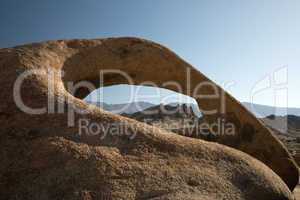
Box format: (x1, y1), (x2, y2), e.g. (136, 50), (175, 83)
(242, 102), (300, 117)
(86, 101), (155, 114)
(86, 100), (300, 117)
(122, 103), (200, 121)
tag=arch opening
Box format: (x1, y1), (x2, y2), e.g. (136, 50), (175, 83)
(83, 84), (225, 141)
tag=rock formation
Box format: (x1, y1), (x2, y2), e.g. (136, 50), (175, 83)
(0, 37), (298, 199)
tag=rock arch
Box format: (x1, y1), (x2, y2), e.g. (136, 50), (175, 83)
(0, 37), (297, 199)
(62, 37), (298, 190)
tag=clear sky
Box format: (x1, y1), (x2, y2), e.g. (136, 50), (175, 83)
(1, 0), (299, 107)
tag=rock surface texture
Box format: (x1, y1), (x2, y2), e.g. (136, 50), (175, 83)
(0, 37), (298, 200)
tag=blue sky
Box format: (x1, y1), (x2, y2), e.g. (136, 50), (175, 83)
(1, 0), (300, 107)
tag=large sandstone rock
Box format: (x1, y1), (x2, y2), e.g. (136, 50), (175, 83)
(0, 37), (298, 199)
